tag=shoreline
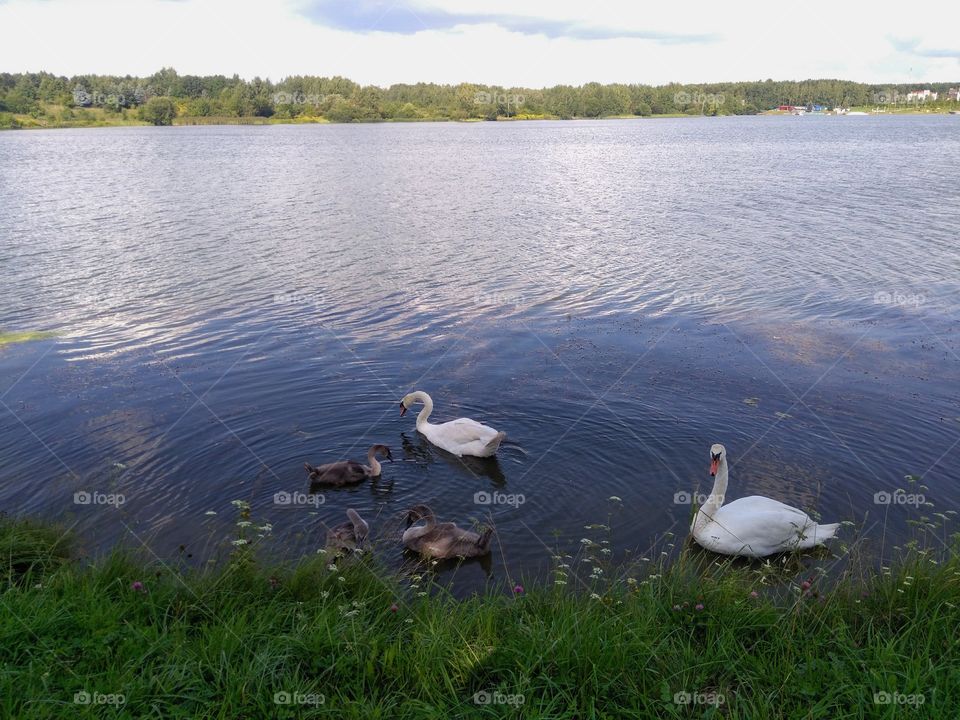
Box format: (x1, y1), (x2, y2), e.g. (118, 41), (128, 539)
(2, 510), (957, 717)
(2, 109), (957, 131)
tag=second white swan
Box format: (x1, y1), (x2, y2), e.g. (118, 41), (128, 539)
(691, 443), (839, 558)
(399, 390), (505, 457)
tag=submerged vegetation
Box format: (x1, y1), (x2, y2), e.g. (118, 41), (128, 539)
(1, 68), (958, 129)
(2, 500), (959, 718)
(0, 330), (55, 347)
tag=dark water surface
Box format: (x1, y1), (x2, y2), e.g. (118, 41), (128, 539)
(1, 116), (958, 590)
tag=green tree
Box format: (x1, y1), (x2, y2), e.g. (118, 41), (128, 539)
(394, 102), (424, 119)
(325, 97), (360, 123)
(140, 97), (177, 125)
(185, 97), (215, 116)
(5, 76), (38, 113)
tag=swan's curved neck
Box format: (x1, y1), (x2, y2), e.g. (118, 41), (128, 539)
(366, 447), (381, 476)
(411, 391), (433, 428)
(693, 457), (728, 533)
(417, 507), (436, 527)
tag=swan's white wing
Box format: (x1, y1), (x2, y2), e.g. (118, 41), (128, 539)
(721, 496), (811, 519)
(429, 418), (500, 445)
(701, 497), (816, 556)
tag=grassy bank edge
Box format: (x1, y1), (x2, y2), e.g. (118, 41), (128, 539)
(2, 511), (958, 718)
(5, 107), (957, 131)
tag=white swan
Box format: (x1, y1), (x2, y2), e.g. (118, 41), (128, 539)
(399, 390), (505, 458)
(691, 444), (839, 557)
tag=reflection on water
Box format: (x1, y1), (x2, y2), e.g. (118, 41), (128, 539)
(0, 117), (958, 592)
(400, 432), (508, 485)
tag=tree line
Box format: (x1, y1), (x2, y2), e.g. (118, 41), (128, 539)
(1, 68), (957, 125)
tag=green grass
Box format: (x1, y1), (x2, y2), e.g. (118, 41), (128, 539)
(2, 507), (958, 719)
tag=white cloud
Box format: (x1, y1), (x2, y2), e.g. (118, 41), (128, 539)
(0, 0), (957, 86)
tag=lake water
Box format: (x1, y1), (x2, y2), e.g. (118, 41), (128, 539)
(1, 116), (958, 590)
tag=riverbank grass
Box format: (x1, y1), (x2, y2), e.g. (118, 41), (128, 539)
(2, 513), (958, 718)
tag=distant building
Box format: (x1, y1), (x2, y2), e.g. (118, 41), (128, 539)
(906, 89), (939, 102)
(948, 88), (960, 101)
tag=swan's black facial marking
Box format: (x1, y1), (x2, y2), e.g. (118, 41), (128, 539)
(711, 452), (722, 462)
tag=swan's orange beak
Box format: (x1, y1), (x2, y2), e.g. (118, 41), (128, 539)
(399, 402), (408, 417)
(709, 458), (719, 477)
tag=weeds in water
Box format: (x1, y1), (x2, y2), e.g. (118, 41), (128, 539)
(0, 330), (56, 348)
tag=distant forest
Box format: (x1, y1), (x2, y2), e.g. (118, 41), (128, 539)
(1, 68), (958, 125)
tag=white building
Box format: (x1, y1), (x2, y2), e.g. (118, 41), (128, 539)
(906, 89), (939, 102)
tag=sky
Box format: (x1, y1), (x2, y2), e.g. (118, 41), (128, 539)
(0, 0), (958, 87)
